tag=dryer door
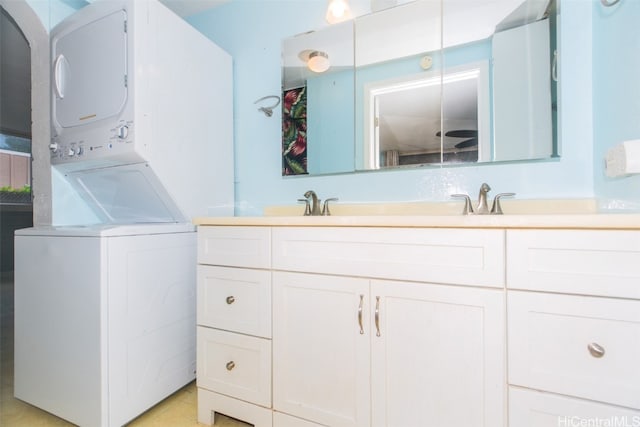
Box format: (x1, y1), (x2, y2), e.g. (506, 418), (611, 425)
(52, 9), (128, 129)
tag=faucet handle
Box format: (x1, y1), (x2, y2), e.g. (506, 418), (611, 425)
(322, 198), (339, 216)
(451, 194), (474, 215)
(490, 193), (515, 215)
(298, 198), (311, 216)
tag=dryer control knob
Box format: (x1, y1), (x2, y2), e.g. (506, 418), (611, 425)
(49, 142), (59, 153)
(77, 146), (84, 156)
(117, 125), (129, 139)
(68, 147), (75, 157)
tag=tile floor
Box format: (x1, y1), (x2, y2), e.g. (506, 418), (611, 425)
(0, 272), (250, 427)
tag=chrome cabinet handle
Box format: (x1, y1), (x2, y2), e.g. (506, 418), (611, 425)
(226, 361), (236, 371)
(551, 49), (559, 82)
(226, 296), (235, 305)
(375, 296), (381, 337)
(358, 294), (364, 335)
(588, 342), (606, 358)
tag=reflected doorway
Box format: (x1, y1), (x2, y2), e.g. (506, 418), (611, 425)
(364, 64), (489, 169)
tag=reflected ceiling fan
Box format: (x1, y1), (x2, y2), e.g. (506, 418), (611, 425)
(436, 129), (478, 149)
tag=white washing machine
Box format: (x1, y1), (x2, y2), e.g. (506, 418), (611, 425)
(13, 0), (233, 425)
(14, 223), (196, 427)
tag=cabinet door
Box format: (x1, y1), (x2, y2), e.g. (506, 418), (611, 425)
(273, 272), (370, 427)
(370, 280), (505, 427)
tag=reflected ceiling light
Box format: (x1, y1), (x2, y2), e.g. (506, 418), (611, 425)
(307, 51), (330, 73)
(325, 0), (352, 24)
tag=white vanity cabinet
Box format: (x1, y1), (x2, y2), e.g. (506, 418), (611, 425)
(272, 227), (506, 427)
(196, 226), (274, 427)
(506, 229), (640, 425)
(195, 222), (640, 427)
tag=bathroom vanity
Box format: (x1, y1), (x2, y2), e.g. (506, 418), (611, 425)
(194, 214), (640, 427)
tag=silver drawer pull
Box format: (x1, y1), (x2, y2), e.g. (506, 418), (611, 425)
(226, 361), (236, 371)
(588, 342), (605, 358)
(226, 296), (235, 305)
(375, 296), (381, 337)
(358, 294), (364, 335)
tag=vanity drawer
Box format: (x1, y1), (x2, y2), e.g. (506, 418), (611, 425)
(507, 229), (640, 299)
(197, 266), (271, 338)
(508, 291), (640, 409)
(509, 387), (640, 426)
(197, 327), (271, 407)
(198, 226), (270, 269)
(272, 227), (505, 287)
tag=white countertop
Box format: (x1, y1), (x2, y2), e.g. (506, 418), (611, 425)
(194, 199), (640, 229)
(193, 214), (640, 230)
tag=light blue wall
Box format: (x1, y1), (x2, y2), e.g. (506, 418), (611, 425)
(190, 0), (596, 216)
(592, 0), (640, 209)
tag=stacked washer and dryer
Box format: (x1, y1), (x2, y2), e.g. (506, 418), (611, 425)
(13, 1), (233, 426)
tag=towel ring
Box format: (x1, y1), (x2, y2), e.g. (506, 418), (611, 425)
(254, 95), (281, 117)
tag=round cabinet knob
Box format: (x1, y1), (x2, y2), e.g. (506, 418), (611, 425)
(588, 342), (606, 358)
(420, 55), (433, 70)
(117, 125), (129, 139)
(49, 142), (59, 153)
(226, 296), (235, 305)
(226, 361), (235, 371)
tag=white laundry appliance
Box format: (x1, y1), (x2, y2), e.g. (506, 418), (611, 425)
(14, 224), (197, 427)
(13, 0), (233, 426)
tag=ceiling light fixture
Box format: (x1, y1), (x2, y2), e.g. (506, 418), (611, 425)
(307, 51), (331, 73)
(325, 0), (352, 24)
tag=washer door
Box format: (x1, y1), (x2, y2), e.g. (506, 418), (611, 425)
(52, 9), (128, 128)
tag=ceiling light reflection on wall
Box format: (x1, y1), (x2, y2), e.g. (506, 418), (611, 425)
(325, 0), (352, 24)
(307, 51), (330, 73)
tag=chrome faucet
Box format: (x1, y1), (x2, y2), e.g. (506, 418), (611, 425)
(476, 182), (491, 214)
(451, 183), (515, 215)
(299, 191), (338, 216)
(304, 190), (321, 216)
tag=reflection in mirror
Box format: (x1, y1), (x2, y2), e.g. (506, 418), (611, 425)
(363, 65), (489, 168)
(282, 0), (559, 176)
(486, 7), (556, 161)
(282, 21), (354, 176)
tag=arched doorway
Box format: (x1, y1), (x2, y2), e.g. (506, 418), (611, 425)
(0, 0), (51, 227)
(1, 5), (33, 273)
(0, 4), (50, 424)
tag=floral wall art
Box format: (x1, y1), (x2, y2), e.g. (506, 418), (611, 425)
(282, 86), (308, 175)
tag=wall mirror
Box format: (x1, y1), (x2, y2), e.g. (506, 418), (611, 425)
(281, 0), (558, 176)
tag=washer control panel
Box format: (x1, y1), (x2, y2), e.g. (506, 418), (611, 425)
(50, 120), (135, 164)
